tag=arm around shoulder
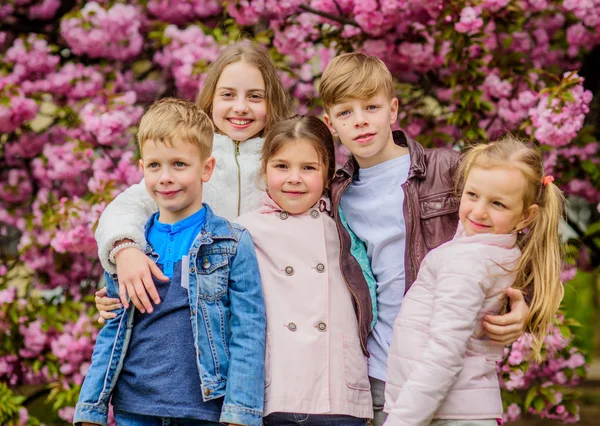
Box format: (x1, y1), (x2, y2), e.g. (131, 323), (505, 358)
(95, 179), (157, 273)
(220, 228), (266, 426)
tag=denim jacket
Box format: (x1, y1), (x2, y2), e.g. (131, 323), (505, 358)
(74, 205), (266, 426)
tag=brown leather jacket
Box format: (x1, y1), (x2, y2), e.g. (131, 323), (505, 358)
(330, 130), (461, 356)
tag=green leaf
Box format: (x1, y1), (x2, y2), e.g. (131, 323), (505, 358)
(524, 384), (538, 409)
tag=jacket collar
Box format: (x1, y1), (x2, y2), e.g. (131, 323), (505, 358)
(258, 192), (331, 215)
(338, 130), (426, 181)
(453, 221), (518, 249)
(213, 132), (263, 153)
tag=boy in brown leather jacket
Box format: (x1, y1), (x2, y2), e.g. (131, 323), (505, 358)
(320, 53), (529, 426)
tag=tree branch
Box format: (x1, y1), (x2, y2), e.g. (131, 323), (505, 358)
(299, 4), (359, 27)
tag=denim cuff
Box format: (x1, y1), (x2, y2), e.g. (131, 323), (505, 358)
(73, 402), (108, 426)
(220, 403), (263, 426)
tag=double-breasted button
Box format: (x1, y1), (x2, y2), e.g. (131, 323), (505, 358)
(189, 267), (195, 273)
(204, 388), (212, 396)
(316, 263), (325, 273)
(310, 210), (320, 219)
(202, 260), (211, 269)
(317, 321), (327, 332)
(279, 211), (289, 220)
(287, 322), (297, 331)
(284, 266), (294, 276)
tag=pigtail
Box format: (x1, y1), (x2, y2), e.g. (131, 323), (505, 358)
(512, 180), (565, 362)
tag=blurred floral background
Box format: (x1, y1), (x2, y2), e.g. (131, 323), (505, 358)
(1, 0), (599, 424)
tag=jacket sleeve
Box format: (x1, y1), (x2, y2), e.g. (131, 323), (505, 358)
(95, 179), (157, 273)
(220, 229), (266, 426)
(384, 254), (489, 426)
(74, 273), (133, 425)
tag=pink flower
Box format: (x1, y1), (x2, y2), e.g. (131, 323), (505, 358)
(455, 7), (484, 34)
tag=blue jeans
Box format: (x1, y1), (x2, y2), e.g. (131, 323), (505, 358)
(263, 412), (367, 426)
(114, 411), (221, 426)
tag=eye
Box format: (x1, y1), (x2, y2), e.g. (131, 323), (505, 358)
(220, 92), (234, 98)
(174, 161), (186, 168)
(337, 110), (350, 117)
(466, 191), (477, 198)
(249, 93), (264, 100)
(493, 201), (506, 208)
(304, 165), (317, 170)
(366, 105), (379, 110)
(148, 162), (160, 168)
(273, 163), (287, 169)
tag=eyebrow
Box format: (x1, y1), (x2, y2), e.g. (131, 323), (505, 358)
(217, 86), (265, 93)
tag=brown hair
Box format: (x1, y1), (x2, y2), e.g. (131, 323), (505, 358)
(196, 41), (293, 136)
(137, 97), (213, 158)
(456, 135), (566, 361)
(320, 52), (395, 111)
(261, 116), (335, 191)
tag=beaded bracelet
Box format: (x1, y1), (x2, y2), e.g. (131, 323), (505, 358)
(108, 241), (143, 265)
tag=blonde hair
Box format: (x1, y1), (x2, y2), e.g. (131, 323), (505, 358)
(138, 97), (214, 159)
(456, 135), (565, 361)
(320, 52), (395, 111)
(261, 116), (335, 193)
(196, 41), (293, 136)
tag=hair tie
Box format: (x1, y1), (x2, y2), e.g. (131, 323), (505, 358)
(542, 175), (554, 186)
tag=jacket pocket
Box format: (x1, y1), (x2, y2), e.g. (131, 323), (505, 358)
(343, 335), (371, 391)
(264, 332), (272, 388)
(195, 252), (229, 301)
(419, 191), (459, 250)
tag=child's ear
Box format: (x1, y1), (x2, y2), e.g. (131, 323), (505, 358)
(323, 113), (338, 138)
(139, 159), (144, 172)
(516, 204), (539, 232)
(201, 156), (216, 183)
(389, 97), (399, 125)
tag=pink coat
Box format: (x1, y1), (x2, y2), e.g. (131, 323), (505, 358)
(236, 195), (373, 418)
(383, 223), (521, 426)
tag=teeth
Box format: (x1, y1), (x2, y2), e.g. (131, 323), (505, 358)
(229, 119), (252, 125)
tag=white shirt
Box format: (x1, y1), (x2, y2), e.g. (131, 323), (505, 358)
(339, 154), (411, 381)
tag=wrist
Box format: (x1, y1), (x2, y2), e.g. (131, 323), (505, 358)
(109, 241), (143, 264)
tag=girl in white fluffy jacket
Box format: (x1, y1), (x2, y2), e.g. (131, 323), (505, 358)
(94, 42), (292, 314)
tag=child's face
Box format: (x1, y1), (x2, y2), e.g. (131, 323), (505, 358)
(323, 91), (398, 168)
(459, 166), (538, 236)
(211, 61), (267, 142)
(265, 139), (326, 214)
(140, 138), (215, 224)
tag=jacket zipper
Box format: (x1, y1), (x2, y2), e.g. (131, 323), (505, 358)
(335, 178), (369, 356)
(234, 141), (241, 217)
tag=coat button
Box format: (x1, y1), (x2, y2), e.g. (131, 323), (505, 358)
(317, 321), (327, 332)
(189, 267), (195, 273)
(202, 261), (211, 269)
(204, 388), (212, 396)
(287, 322), (297, 331)
(316, 263), (325, 273)
(284, 266), (294, 276)
(310, 210), (319, 219)
(279, 211), (289, 220)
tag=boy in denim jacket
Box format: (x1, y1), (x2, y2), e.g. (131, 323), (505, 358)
(74, 98), (266, 426)
(320, 54), (530, 426)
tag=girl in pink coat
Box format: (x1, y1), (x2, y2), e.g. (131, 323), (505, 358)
(236, 116), (374, 425)
(384, 136), (565, 426)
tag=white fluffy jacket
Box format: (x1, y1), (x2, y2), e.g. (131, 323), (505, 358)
(95, 134), (264, 273)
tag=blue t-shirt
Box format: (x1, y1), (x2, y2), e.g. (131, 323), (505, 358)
(112, 207), (223, 420)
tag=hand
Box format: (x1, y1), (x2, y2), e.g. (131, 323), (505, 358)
(82, 423), (100, 426)
(94, 287), (122, 324)
(483, 287), (529, 346)
(115, 246), (168, 313)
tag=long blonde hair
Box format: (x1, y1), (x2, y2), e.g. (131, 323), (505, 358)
(196, 41), (293, 136)
(456, 135), (565, 361)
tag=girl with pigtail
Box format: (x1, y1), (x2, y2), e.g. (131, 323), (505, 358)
(383, 136), (565, 426)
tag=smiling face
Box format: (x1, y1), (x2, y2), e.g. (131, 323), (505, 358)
(140, 138), (215, 224)
(323, 91), (399, 168)
(265, 138), (326, 214)
(459, 166), (537, 236)
(211, 61), (267, 142)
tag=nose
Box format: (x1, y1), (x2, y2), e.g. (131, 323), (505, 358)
(286, 168), (302, 184)
(232, 97), (249, 114)
(159, 168), (173, 184)
(472, 202), (487, 218)
(354, 109), (367, 127)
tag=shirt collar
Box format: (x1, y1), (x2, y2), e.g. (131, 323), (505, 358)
(151, 207), (206, 235)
